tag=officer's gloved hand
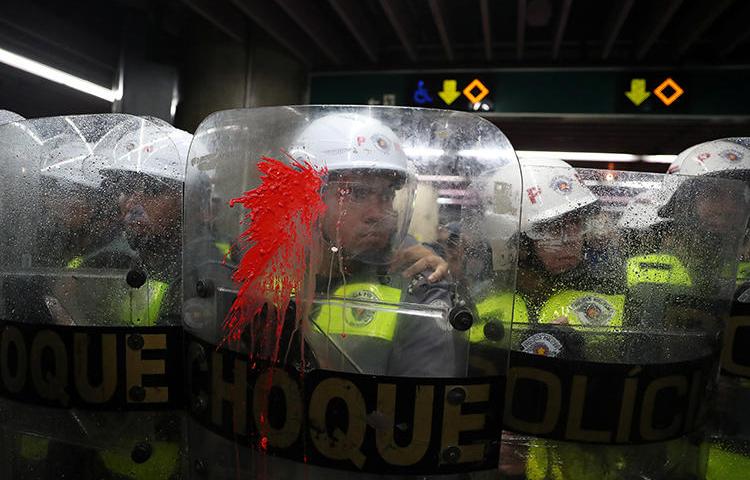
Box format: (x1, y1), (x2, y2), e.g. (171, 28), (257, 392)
(391, 243), (449, 283)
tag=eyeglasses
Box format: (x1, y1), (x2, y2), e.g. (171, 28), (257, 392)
(107, 173), (179, 197)
(327, 181), (397, 205)
(527, 220), (587, 244)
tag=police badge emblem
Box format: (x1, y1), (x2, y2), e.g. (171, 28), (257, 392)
(372, 134), (390, 152)
(347, 289), (380, 326)
(720, 148), (744, 163)
(521, 332), (563, 357)
(571, 296), (615, 326)
(550, 175), (573, 195)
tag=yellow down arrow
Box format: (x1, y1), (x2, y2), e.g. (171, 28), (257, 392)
(439, 80), (462, 105)
(625, 78), (651, 106)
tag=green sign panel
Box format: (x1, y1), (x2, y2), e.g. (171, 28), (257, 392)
(309, 68), (750, 116)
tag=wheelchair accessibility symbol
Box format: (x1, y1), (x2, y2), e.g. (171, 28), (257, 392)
(413, 80), (433, 105)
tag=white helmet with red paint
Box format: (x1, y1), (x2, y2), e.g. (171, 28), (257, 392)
(289, 112), (409, 176)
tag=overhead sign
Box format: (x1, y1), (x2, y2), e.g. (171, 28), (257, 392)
(462, 79), (490, 104)
(624, 79), (650, 106)
(412, 78), (491, 108)
(625, 77), (684, 107)
(438, 80), (461, 105)
(653, 77), (684, 106)
(310, 68), (750, 116)
(413, 80), (432, 105)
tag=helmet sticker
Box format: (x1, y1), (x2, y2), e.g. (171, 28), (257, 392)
(696, 152), (711, 163)
(372, 134), (391, 152)
(720, 148), (744, 163)
(571, 296), (615, 326)
(347, 289), (380, 326)
(356, 135), (366, 146)
(550, 176), (574, 195)
(521, 332), (563, 357)
(526, 186), (542, 204)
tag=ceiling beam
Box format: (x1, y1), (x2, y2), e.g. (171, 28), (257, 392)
(180, 0), (246, 43)
(328, 0), (378, 63)
(0, 2), (117, 73)
(428, 0), (453, 61)
(552, 0), (573, 60)
(672, 0), (734, 58)
(601, 0), (635, 60)
(229, 0), (315, 67)
(479, 0), (492, 61)
(717, 2), (750, 57)
(517, 0), (527, 60)
(274, 0), (348, 65)
(379, 0), (418, 62)
(635, 0), (683, 60)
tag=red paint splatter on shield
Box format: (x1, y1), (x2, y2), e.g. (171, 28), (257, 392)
(223, 156), (327, 359)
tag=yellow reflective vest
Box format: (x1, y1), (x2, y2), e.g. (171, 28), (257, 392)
(737, 261), (750, 287)
(626, 253), (692, 288)
(471, 292), (528, 344)
(314, 282), (402, 341)
(707, 442), (750, 480)
(16, 257), (177, 476)
(526, 253), (694, 479)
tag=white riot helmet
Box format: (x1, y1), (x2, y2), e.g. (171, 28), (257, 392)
(477, 158), (594, 268)
(289, 112), (409, 175)
(661, 139), (750, 219)
(0, 110), (24, 126)
(519, 158), (597, 237)
(666, 139), (750, 180)
(290, 113), (416, 264)
(101, 117), (191, 184)
(618, 182), (679, 231)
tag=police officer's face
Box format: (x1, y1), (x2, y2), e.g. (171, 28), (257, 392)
(694, 188), (744, 235)
(119, 180), (180, 249)
(322, 173), (399, 257)
(533, 221), (584, 274)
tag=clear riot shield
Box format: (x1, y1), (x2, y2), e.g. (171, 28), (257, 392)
(695, 136), (750, 478)
(182, 106), (522, 479)
(0, 114), (186, 479)
(503, 165), (748, 479)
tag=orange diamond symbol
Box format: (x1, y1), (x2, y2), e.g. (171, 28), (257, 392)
(653, 77), (684, 106)
(462, 79), (490, 103)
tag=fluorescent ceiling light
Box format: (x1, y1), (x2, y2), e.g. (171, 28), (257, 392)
(0, 47), (120, 102)
(642, 155), (677, 164)
(457, 148), (508, 160)
(403, 146), (444, 157)
(517, 150), (639, 162)
(405, 147), (674, 164)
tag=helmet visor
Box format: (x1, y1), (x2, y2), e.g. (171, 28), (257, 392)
(321, 169), (416, 265)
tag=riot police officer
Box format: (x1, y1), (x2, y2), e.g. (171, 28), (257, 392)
(289, 112), (461, 377)
(661, 139), (750, 479)
(484, 158), (745, 479)
(182, 105), (518, 479)
(0, 114), (189, 479)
